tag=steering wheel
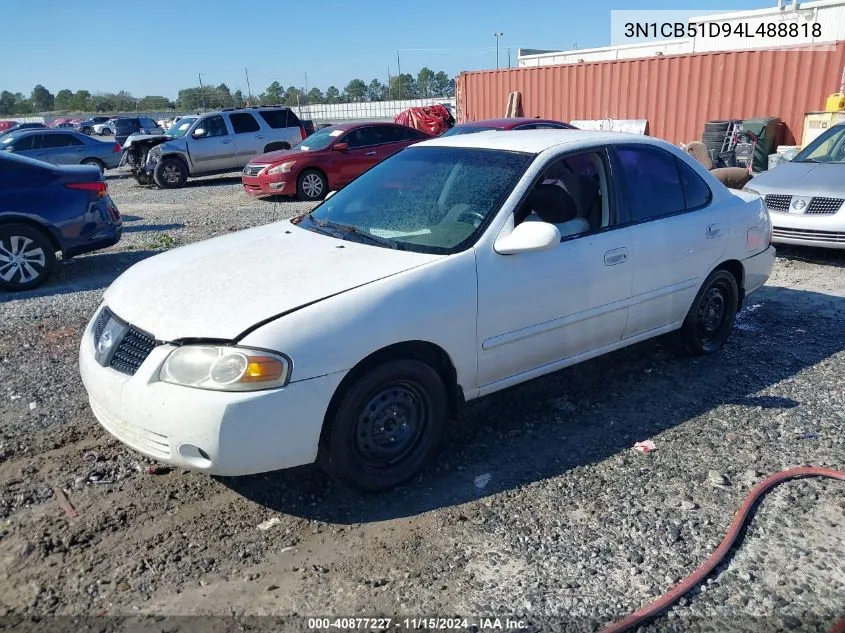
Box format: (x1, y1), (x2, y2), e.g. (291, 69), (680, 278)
(457, 209), (485, 227)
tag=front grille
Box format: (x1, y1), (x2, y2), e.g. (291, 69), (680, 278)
(806, 197), (843, 215)
(764, 194), (791, 213)
(110, 327), (157, 375)
(92, 307), (158, 375)
(243, 164), (264, 177)
(772, 227), (845, 244)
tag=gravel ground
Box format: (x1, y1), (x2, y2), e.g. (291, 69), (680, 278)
(0, 173), (843, 633)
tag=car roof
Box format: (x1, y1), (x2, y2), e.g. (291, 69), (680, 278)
(418, 129), (667, 153)
(323, 121), (408, 131)
(5, 128), (82, 136)
(460, 117), (566, 128)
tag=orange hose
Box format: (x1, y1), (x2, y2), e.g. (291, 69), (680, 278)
(600, 466), (845, 633)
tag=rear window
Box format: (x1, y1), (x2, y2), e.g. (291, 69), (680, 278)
(115, 119), (139, 132)
(42, 133), (83, 148)
(230, 112), (260, 134)
(258, 109), (300, 129)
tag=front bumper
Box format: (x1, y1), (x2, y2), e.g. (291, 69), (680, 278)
(79, 309), (346, 476)
(770, 209), (845, 249)
(242, 171), (296, 197)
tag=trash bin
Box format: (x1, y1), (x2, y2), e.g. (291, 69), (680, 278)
(740, 117), (780, 172)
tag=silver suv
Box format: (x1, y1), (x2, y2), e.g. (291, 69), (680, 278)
(142, 107), (305, 188)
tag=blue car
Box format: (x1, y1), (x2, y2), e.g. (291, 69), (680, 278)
(0, 152), (122, 291)
(1, 129), (123, 172)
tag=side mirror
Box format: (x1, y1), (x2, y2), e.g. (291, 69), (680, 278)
(333, 142), (349, 152)
(192, 128), (206, 138)
(325, 190), (337, 200)
(494, 221), (560, 255)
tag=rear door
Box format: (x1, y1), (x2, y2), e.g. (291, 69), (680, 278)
(188, 114), (238, 173)
(613, 144), (727, 338)
(228, 112), (264, 166)
(37, 133), (86, 165)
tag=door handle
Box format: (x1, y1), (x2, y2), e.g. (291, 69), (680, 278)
(255, 135), (265, 139)
(604, 247), (629, 266)
(221, 140), (232, 144)
(706, 223), (722, 239)
(365, 151), (376, 156)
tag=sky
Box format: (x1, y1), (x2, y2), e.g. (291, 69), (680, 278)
(2, 0), (776, 99)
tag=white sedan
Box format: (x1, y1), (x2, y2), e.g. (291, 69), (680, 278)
(79, 130), (775, 491)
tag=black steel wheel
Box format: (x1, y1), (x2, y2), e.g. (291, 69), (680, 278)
(153, 157), (188, 189)
(680, 269), (739, 355)
(320, 359), (447, 491)
(0, 223), (57, 291)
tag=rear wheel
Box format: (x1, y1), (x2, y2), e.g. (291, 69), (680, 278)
(0, 224), (57, 291)
(81, 158), (105, 174)
(153, 157), (188, 188)
(319, 359), (447, 491)
(100, 128), (112, 136)
(297, 169), (327, 201)
(81, 126), (93, 135)
(679, 269), (739, 355)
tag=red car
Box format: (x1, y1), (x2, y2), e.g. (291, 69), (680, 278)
(242, 122), (432, 201)
(441, 117), (576, 136)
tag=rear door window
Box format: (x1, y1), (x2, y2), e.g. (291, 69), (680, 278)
(229, 112), (261, 134)
(42, 133), (82, 148)
(615, 145), (686, 222)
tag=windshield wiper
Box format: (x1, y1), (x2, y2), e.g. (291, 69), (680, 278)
(307, 214), (398, 249)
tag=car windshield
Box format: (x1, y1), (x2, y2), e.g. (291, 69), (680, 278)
(167, 117), (197, 138)
(292, 126), (344, 151)
(298, 146), (534, 254)
(441, 125), (502, 137)
(793, 125), (845, 163)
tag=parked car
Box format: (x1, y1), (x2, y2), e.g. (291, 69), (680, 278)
(0, 152), (122, 290)
(76, 116), (112, 135)
(441, 117), (576, 137)
(0, 122), (47, 137)
(79, 130), (774, 490)
(1, 129), (122, 172)
(242, 122), (432, 200)
(114, 116), (163, 146)
(93, 118), (117, 136)
(744, 121), (845, 249)
(0, 121), (16, 133)
(301, 119), (316, 137)
(132, 106), (307, 188)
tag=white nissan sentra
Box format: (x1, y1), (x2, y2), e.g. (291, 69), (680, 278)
(80, 130), (775, 491)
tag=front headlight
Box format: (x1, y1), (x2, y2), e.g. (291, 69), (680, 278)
(147, 147), (162, 164)
(159, 345), (291, 391)
(742, 187), (760, 196)
(267, 161), (296, 175)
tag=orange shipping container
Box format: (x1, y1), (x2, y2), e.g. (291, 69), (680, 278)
(456, 41), (845, 145)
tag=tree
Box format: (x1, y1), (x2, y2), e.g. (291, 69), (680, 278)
(54, 89), (73, 110)
(417, 67), (434, 98)
(284, 86), (302, 107)
(138, 95), (172, 110)
(366, 79), (386, 101)
(70, 90), (92, 111)
(233, 89), (245, 108)
(306, 87), (324, 104)
(343, 78), (367, 101)
(388, 73), (417, 99)
(263, 81), (283, 105)
(431, 71), (450, 97)
(325, 86), (340, 103)
(31, 85), (54, 111)
(0, 91), (16, 115)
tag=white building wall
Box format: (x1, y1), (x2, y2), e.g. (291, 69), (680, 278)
(518, 0), (845, 67)
(293, 97), (456, 122)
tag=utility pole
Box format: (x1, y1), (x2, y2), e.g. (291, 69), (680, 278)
(396, 50), (402, 99)
(244, 68), (252, 105)
(508, 47), (512, 68)
(494, 32), (503, 69)
(197, 73), (206, 110)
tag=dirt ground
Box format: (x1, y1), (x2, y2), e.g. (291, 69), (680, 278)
(1, 173), (843, 633)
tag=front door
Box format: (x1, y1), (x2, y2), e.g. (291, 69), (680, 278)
(613, 144), (729, 338)
(475, 147), (633, 390)
(336, 127), (384, 185)
(188, 114), (238, 173)
(36, 133), (86, 166)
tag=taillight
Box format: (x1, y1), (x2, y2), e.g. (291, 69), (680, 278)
(66, 181), (108, 197)
(299, 125), (306, 141)
(113, 143), (122, 153)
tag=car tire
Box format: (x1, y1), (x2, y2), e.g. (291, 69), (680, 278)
(81, 126), (92, 135)
(100, 128), (112, 136)
(81, 158), (105, 174)
(679, 269), (739, 356)
(153, 157), (188, 189)
(320, 359), (448, 492)
(0, 223), (57, 291)
(297, 169), (327, 201)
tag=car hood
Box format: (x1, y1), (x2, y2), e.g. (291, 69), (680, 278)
(103, 220), (442, 342)
(750, 161), (845, 197)
(250, 147), (329, 164)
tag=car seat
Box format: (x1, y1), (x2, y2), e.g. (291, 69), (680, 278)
(542, 162), (600, 230)
(522, 183), (590, 238)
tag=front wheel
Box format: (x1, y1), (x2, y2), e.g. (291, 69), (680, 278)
(153, 157), (188, 188)
(0, 224), (57, 291)
(679, 269), (739, 355)
(320, 359), (447, 491)
(297, 169), (327, 201)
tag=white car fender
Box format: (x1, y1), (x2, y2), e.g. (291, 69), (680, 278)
(238, 249), (479, 397)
